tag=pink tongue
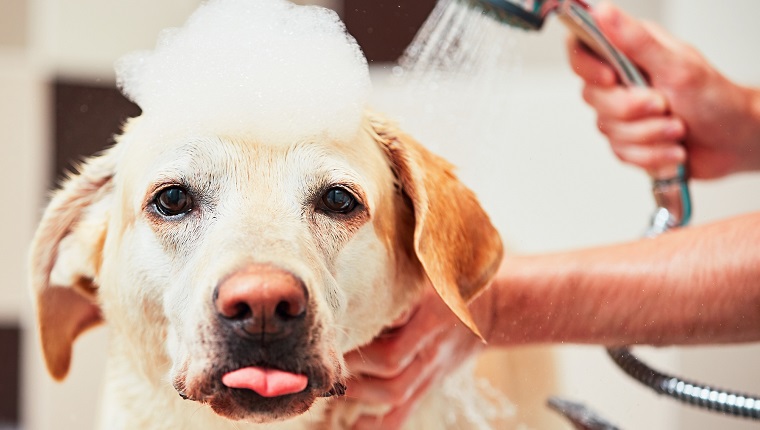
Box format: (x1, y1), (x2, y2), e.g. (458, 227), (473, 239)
(222, 367), (308, 397)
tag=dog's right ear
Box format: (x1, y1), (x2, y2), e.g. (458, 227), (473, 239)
(367, 114), (504, 340)
(29, 149), (118, 380)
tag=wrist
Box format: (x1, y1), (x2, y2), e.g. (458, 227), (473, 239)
(749, 86), (760, 136)
(469, 255), (578, 346)
(738, 85), (760, 172)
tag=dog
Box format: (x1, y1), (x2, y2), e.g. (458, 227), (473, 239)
(29, 108), (504, 428)
(29, 0), (507, 427)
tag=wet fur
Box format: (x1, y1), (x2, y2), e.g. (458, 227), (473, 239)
(29, 113), (503, 429)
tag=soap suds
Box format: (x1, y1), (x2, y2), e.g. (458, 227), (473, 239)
(116, 0), (370, 143)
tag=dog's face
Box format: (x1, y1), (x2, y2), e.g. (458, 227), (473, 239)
(105, 120), (423, 421)
(30, 114), (503, 423)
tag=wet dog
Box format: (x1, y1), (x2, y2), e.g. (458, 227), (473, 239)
(30, 111), (503, 428)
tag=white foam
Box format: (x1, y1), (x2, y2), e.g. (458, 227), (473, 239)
(115, 0), (370, 143)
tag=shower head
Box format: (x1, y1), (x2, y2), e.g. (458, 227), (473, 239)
(463, 0), (550, 30)
(459, 0), (691, 229)
(465, 0), (648, 87)
(463, 1), (599, 31)
(462, 1), (645, 81)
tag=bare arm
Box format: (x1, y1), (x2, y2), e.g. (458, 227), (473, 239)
(476, 212), (760, 346)
(348, 213), (760, 428)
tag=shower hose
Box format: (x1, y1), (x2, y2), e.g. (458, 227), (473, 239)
(608, 175), (760, 421)
(607, 347), (760, 419)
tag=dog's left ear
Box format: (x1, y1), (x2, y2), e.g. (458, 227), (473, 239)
(368, 116), (504, 339)
(29, 149), (117, 380)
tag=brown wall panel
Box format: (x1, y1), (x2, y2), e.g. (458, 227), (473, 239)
(53, 81), (141, 184)
(344, 0), (436, 63)
(0, 326), (20, 425)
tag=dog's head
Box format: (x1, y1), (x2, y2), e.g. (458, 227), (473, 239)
(29, 112), (502, 422)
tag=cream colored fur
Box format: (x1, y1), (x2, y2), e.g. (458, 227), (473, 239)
(30, 112), (507, 429)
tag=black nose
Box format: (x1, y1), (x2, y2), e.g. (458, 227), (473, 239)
(214, 265), (307, 340)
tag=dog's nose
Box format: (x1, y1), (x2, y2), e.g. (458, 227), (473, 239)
(214, 265), (307, 338)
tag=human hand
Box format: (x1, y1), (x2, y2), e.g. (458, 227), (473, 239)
(343, 286), (485, 429)
(567, 1), (760, 179)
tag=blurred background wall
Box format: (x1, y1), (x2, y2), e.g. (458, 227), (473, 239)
(2, 0), (760, 429)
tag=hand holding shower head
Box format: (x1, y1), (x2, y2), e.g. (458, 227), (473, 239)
(463, 0), (691, 231)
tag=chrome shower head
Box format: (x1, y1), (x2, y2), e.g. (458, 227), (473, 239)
(464, 0), (550, 30)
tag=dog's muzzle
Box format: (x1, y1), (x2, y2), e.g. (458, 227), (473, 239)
(175, 263), (344, 422)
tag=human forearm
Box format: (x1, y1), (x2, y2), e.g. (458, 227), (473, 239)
(472, 212), (760, 346)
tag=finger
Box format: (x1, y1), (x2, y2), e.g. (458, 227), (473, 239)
(344, 302), (446, 378)
(343, 346), (411, 380)
(642, 21), (686, 55)
(565, 36), (617, 86)
(350, 374), (435, 430)
(593, 1), (676, 75)
(610, 141), (687, 171)
(583, 85), (668, 120)
(343, 333), (416, 379)
(597, 116), (686, 145)
(378, 307), (417, 336)
(345, 344), (435, 405)
(351, 400), (414, 430)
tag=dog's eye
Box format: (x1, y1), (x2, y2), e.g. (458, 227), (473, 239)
(320, 187), (357, 214)
(155, 186), (193, 217)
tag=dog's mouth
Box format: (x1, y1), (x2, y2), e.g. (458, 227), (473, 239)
(178, 360), (345, 422)
(175, 298), (345, 422)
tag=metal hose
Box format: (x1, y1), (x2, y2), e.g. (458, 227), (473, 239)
(607, 347), (760, 420)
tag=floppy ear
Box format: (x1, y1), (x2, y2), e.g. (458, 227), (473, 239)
(368, 115), (504, 339)
(29, 150), (117, 380)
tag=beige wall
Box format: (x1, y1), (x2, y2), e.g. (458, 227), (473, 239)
(0, 58), (47, 430)
(0, 0), (28, 48)
(3, 0), (760, 429)
(0, 62), (44, 322)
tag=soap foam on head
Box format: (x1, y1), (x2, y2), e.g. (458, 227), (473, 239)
(116, 0), (370, 143)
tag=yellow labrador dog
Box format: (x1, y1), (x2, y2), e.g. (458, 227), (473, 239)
(30, 109), (504, 428)
(30, 0), (507, 428)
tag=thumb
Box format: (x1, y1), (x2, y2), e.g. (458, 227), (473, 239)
(592, 1), (673, 76)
